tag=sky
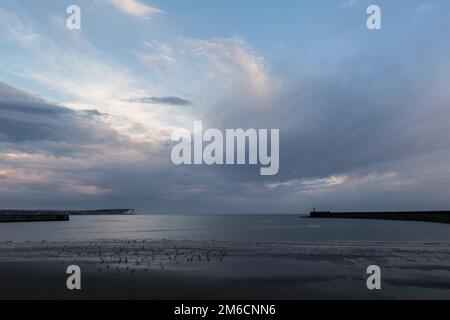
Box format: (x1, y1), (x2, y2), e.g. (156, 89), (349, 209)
(0, 0), (450, 213)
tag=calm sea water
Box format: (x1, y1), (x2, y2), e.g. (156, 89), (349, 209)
(0, 215), (449, 244)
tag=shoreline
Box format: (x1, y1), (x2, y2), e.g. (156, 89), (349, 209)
(1, 239), (449, 300)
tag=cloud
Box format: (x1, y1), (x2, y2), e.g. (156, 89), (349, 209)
(0, 81), (120, 149)
(129, 96), (192, 106)
(0, 8), (40, 46)
(181, 37), (271, 96)
(134, 41), (176, 72)
(0, 81), (120, 201)
(0, 12), (182, 146)
(171, 34), (450, 213)
(110, 0), (163, 18)
(0, 80), (43, 102)
(341, 0), (358, 8)
(0, 81), (172, 208)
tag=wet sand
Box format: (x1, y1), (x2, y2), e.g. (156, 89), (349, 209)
(1, 239), (450, 299)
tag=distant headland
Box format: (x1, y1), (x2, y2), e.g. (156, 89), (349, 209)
(0, 209), (135, 223)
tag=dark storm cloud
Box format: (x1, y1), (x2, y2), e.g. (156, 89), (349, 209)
(0, 81), (44, 102)
(0, 81), (124, 156)
(129, 96), (193, 106)
(0, 102), (124, 157)
(0, 100), (77, 142)
(202, 54), (450, 187)
(158, 47), (450, 214)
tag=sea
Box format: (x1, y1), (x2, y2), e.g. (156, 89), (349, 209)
(1, 214), (449, 244)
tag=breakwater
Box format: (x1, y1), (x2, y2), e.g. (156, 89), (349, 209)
(0, 209), (135, 223)
(310, 211), (450, 224)
(0, 211), (69, 223)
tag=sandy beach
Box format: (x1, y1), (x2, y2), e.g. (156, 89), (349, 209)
(1, 239), (449, 300)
